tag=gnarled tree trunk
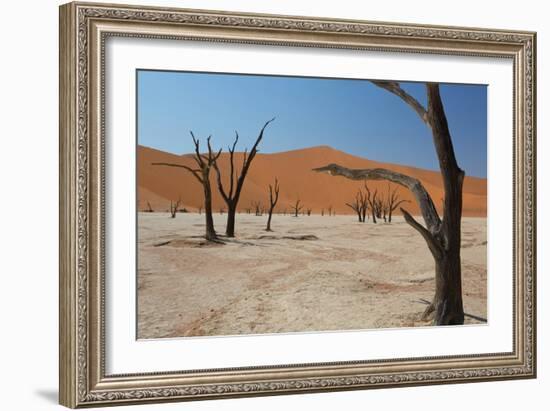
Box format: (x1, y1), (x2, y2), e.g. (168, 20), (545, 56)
(203, 179), (217, 240)
(313, 82), (465, 326)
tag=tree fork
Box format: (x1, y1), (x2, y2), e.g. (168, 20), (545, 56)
(213, 118), (275, 237)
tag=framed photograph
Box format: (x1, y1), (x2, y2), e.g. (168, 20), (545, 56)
(59, 2), (536, 408)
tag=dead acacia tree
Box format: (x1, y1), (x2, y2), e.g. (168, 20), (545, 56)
(145, 201), (154, 213)
(314, 81), (465, 325)
(386, 183), (410, 223)
(213, 119), (275, 237)
(291, 199), (303, 217)
(359, 190), (369, 223)
(265, 178), (280, 231)
(169, 199), (182, 218)
(346, 193), (361, 221)
(252, 201), (263, 216)
(378, 197), (387, 222)
(152, 133), (221, 241)
(346, 189), (368, 222)
(364, 183), (378, 223)
(197, 205), (202, 215)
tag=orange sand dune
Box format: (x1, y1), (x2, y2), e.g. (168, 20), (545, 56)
(137, 145), (486, 217)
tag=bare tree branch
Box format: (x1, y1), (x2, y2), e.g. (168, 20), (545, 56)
(228, 132), (238, 198)
(151, 162), (203, 183)
(401, 208), (443, 259)
(313, 164), (441, 232)
(213, 163), (230, 203)
(371, 80), (429, 124)
(189, 131), (204, 168)
(212, 118), (275, 237)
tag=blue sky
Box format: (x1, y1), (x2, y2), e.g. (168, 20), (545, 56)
(137, 70), (487, 178)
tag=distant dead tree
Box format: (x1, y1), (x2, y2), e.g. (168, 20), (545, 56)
(374, 195), (384, 220)
(386, 183), (410, 223)
(219, 208), (225, 215)
(169, 199), (181, 218)
(152, 133), (221, 241)
(306, 208), (312, 216)
(327, 205), (333, 216)
(291, 199), (303, 217)
(245, 208), (251, 214)
(347, 189), (369, 222)
(252, 201), (263, 216)
(359, 189), (369, 222)
(197, 205), (203, 215)
(360, 194), (369, 223)
(213, 119), (275, 237)
(145, 201), (154, 213)
(265, 178), (280, 231)
(376, 197), (387, 222)
(364, 183), (378, 223)
(314, 81), (466, 325)
(346, 191), (363, 222)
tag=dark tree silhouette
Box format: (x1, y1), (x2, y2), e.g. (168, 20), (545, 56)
(346, 189), (368, 222)
(382, 202), (388, 222)
(386, 183), (410, 223)
(145, 201), (154, 213)
(197, 205), (203, 215)
(152, 133), (221, 241)
(359, 190), (369, 223)
(265, 178), (280, 231)
(252, 201), (263, 216)
(346, 193), (361, 221)
(314, 81), (465, 325)
(169, 199), (181, 218)
(291, 199), (303, 217)
(213, 119), (275, 237)
(364, 183), (378, 223)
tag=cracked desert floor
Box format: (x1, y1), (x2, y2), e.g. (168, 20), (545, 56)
(137, 213), (487, 339)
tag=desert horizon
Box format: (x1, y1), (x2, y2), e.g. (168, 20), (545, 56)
(138, 144), (487, 218)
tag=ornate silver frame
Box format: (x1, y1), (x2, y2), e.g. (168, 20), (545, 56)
(59, 1), (536, 408)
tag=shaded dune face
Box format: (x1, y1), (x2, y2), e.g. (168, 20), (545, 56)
(137, 145), (487, 217)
